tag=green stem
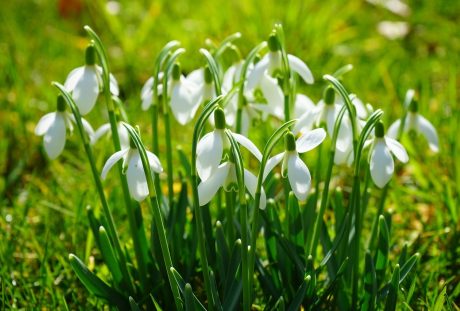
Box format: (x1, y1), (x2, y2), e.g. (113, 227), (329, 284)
(367, 185), (389, 251)
(123, 124), (182, 310)
(225, 190), (235, 243)
(53, 83), (134, 293)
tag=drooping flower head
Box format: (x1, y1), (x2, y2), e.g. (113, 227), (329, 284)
(387, 99), (439, 152)
(369, 121), (409, 188)
(35, 95), (94, 159)
(101, 137), (163, 202)
(64, 44), (119, 115)
(263, 129), (326, 201)
(196, 108), (262, 182)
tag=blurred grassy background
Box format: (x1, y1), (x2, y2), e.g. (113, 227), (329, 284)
(0, 0), (459, 308)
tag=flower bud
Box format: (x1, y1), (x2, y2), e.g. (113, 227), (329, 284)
(85, 44), (96, 66)
(284, 131), (296, 151)
(375, 121), (385, 138)
(172, 63), (181, 81)
(214, 107), (226, 129)
(324, 86), (335, 105)
(56, 95), (66, 111)
(204, 66), (213, 84)
(267, 33), (281, 52)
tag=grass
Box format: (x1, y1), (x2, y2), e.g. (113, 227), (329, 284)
(0, 0), (459, 309)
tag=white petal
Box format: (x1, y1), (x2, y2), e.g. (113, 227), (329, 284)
(170, 81), (195, 125)
(292, 109), (319, 135)
(263, 152), (284, 180)
(64, 67), (84, 91)
(385, 137), (409, 163)
(294, 94), (316, 119)
(109, 73), (119, 96)
(80, 117), (95, 139)
(296, 128), (326, 153)
(101, 148), (129, 180)
(245, 55), (269, 91)
(196, 130), (224, 181)
(141, 77), (154, 99)
(325, 105), (339, 137)
(35, 112), (56, 136)
(370, 140), (394, 188)
(334, 144), (353, 166)
(117, 123), (131, 150)
(232, 133), (262, 161)
(244, 169), (266, 210)
(260, 74), (284, 119)
(350, 95), (368, 119)
(335, 116), (353, 153)
(72, 66), (99, 115)
(141, 90), (153, 111)
(198, 163), (230, 206)
(287, 153), (312, 202)
(186, 68), (204, 85)
(417, 115), (439, 152)
(92, 123), (111, 144)
(127, 152), (150, 201)
(387, 119), (401, 139)
(223, 63), (238, 91)
(146, 151), (163, 173)
(288, 54), (314, 84)
(43, 113), (67, 159)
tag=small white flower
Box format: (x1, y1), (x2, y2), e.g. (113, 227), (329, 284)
(92, 122), (130, 149)
(263, 129), (326, 201)
(64, 45), (119, 115)
(140, 72), (164, 111)
(198, 162), (267, 209)
(101, 146), (163, 202)
(387, 103), (439, 152)
(196, 108), (262, 181)
(369, 122), (409, 188)
(169, 64), (201, 125)
(35, 96), (94, 159)
(187, 67), (216, 108)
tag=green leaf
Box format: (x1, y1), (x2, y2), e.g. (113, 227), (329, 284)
(375, 215), (390, 286)
(98, 226), (123, 288)
(384, 264), (400, 311)
(362, 252), (377, 311)
(129, 296), (140, 311)
(170, 268), (205, 311)
(287, 275), (311, 311)
(69, 254), (128, 309)
(184, 283), (195, 311)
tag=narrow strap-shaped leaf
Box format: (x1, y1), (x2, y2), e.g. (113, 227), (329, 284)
(375, 216), (390, 287)
(98, 226), (123, 288)
(362, 251), (377, 311)
(184, 284), (195, 311)
(287, 275), (311, 311)
(170, 268), (206, 311)
(384, 264), (400, 311)
(129, 296), (141, 311)
(69, 254), (128, 309)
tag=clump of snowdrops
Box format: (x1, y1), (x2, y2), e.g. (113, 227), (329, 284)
(35, 24), (439, 310)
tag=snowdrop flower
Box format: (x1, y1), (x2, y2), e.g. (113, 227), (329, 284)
(369, 121), (409, 188)
(263, 129), (326, 201)
(140, 72), (164, 111)
(64, 45), (119, 115)
(246, 34), (314, 91)
(198, 161), (267, 209)
(387, 100), (439, 152)
(169, 63), (201, 125)
(196, 108), (262, 181)
(293, 87), (354, 165)
(35, 95), (94, 159)
(101, 140), (163, 202)
(92, 121), (130, 149)
(187, 66), (216, 108)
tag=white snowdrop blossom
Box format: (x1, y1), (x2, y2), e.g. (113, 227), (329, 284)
(196, 109), (262, 182)
(64, 45), (119, 115)
(92, 121), (130, 149)
(263, 129), (326, 201)
(293, 88), (355, 165)
(198, 161), (267, 209)
(35, 95), (94, 159)
(246, 34), (314, 91)
(387, 101), (439, 152)
(101, 145), (163, 202)
(187, 67), (216, 109)
(140, 72), (164, 111)
(369, 122), (409, 188)
(169, 64), (201, 125)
